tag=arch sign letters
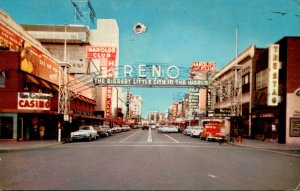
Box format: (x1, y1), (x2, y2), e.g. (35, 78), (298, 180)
(93, 64), (209, 88)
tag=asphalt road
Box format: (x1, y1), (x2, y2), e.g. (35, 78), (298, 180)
(1, 128), (300, 190)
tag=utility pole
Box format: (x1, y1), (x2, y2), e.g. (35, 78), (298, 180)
(233, 25), (242, 117)
(57, 24), (70, 142)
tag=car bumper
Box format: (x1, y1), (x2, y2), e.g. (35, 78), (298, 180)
(207, 136), (225, 141)
(71, 134), (89, 140)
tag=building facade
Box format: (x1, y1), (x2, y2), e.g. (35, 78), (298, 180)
(130, 95), (142, 123)
(0, 10), (99, 141)
(22, 19), (120, 124)
(211, 38), (300, 145)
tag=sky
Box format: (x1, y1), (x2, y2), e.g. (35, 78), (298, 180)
(1, 0), (300, 117)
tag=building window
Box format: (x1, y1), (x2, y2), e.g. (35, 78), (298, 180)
(221, 81), (228, 102)
(242, 73), (250, 93)
(215, 87), (220, 103)
(256, 69), (268, 90)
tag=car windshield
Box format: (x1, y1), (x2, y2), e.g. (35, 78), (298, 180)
(79, 126), (90, 130)
(194, 127), (202, 130)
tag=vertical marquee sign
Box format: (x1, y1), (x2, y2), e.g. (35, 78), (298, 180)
(86, 46), (117, 119)
(189, 61), (216, 114)
(267, 44), (280, 106)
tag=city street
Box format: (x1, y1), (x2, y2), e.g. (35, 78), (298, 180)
(1, 128), (300, 190)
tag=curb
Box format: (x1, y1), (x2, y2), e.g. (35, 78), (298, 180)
(0, 142), (62, 152)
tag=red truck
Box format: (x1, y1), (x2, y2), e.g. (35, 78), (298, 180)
(200, 123), (225, 142)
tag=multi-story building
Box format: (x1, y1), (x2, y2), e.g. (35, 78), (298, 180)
(211, 45), (258, 138)
(211, 37), (300, 145)
(0, 10), (98, 140)
(147, 111), (159, 124)
(130, 95), (142, 122)
(251, 37), (300, 144)
(22, 19), (120, 124)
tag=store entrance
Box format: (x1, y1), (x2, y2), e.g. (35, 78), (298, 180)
(0, 117), (13, 139)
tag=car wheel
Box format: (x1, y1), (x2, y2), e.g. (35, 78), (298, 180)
(88, 135), (92, 141)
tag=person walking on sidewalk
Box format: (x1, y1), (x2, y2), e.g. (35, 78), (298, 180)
(272, 123), (278, 141)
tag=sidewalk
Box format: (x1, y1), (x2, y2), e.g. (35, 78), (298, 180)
(230, 138), (300, 151)
(0, 140), (62, 151)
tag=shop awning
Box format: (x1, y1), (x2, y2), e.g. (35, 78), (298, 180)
(76, 95), (96, 105)
(39, 79), (52, 89)
(51, 84), (59, 92)
(71, 113), (105, 120)
(25, 74), (40, 85)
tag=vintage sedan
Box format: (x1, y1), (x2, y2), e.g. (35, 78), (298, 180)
(93, 126), (107, 137)
(142, 124), (150, 130)
(157, 126), (179, 133)
(183, 126), (194, 136)
(101, 125), (113, 136)
(112, 125), (122, 133)
(70, 125), (98, 141)
(121, 125), (131, 132)
(190, 126), (204, 137)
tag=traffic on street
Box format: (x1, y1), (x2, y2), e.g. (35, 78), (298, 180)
(1, 1), (300, 190)
(1, 127), (300, 190)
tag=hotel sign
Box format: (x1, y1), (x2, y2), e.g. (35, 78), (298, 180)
(267, 44), (280, 106)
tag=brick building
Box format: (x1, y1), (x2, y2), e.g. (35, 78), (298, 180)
(211, 37), (300, 145)
(0, 10), (101, 141)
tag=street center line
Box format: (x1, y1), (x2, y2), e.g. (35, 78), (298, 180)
(119, 130), (141, 142)
(164, 134), (179, 143)
(294, 182), (300, 191)
(147, 128), (152, 142)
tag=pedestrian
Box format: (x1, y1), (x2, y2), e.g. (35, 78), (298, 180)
(32, 123), (39, 140)
(39, 124), (45, 140)
(272, 123), (278, 141)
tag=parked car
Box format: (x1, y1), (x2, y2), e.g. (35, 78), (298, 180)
(121, 125), (131, 131)
(183, 126), (194, 136)
(70, 125), (98, 142)
(101, 125), (113, 136)
(93, 126), (107, 137)
(112, 125), (122, 133)
(169, 125), (179, 133)
(190, 126), (204, 137)
(132, 125), (139, 129)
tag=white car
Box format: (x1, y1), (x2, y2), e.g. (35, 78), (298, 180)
(169, 126), (179, 133)
(190, 126), (204, 137)
(157, 126), (179, 133)
(183, 126), (194, 136)
(70, 125), (98, 142)
(121, 125), (131, 131)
